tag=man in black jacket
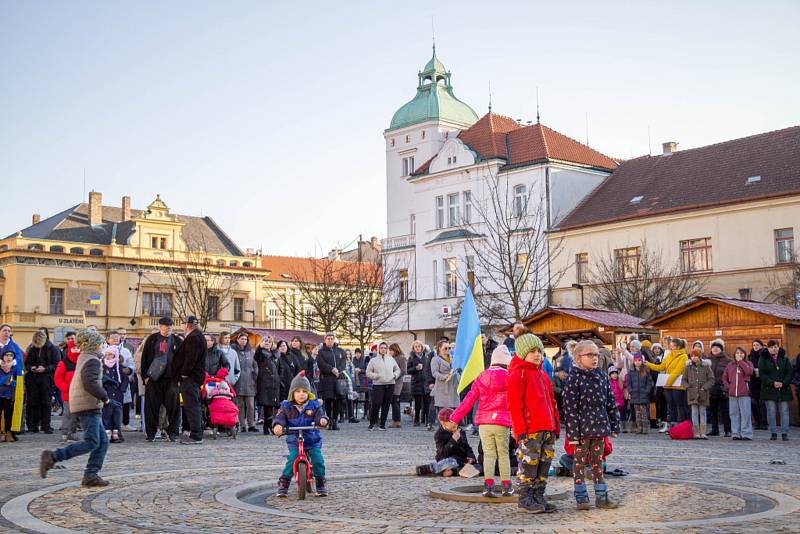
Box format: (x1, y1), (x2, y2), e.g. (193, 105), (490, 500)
(25, 329), (61, 433)
(140, 317), (181, 442)
(174, 315), (206, 444)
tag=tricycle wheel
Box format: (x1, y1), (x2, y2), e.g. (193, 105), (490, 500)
(297, 461), (308, 500)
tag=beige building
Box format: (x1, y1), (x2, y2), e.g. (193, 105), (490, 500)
(549, 126), (800, 312)
(0, 192), (342, 346)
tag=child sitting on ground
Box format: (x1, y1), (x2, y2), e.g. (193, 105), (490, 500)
(272, 372), (329, 497)
(101, 345), (128, 444)
(508, 334), (560, 514)
(416, 407), (477, 477)
(564, 340), (620, 510)
(0, 351), (17, 443)
(449, 345), (513, 497)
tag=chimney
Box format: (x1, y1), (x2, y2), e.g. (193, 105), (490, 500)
(662, 141), (678, 155)
(121, 196), (131, 222)
(32, 213), (41, 225)
(88, 191), (102, 226)
(370, 236), (380, 250)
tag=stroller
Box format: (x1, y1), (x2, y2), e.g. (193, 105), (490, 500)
(204, 377), (239, 440)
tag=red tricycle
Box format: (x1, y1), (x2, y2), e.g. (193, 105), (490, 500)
(282, 425), (317, 500)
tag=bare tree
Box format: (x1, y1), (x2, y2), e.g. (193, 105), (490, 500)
(269, 256), (352, 335)
(342, 253), (406, 350)
(766, 250), (800, 308)
(460, 165), (567, 324)
(143, 240), (238, 330)
(589, 239), (708, 320)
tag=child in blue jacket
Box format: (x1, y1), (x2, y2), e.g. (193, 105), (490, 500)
(273, 371), (329, 496)
(0, 351), (18, 442)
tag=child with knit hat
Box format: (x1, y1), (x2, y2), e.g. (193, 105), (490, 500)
(101, 345), (129, 444)
(272, 371), (330, 497)
(508, 333), (560, 513)
(449, 345), (513, 497)
(415, 407), (477, 477)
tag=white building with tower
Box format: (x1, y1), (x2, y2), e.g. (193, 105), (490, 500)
(380, 48), (619, 346)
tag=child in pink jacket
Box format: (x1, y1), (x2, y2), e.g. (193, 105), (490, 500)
(450, 345), (513, 497)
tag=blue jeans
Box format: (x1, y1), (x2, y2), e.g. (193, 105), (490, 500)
(729, 396), (753, 439)
(53, 412), (109, 478)
(431, 457), (460, 474)
(765, 400), (790, 435)
(281, 447), (326, 479)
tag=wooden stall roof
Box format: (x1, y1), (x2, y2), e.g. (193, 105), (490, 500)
(512, 307), (654, 347)
(648, 297), (800, 329)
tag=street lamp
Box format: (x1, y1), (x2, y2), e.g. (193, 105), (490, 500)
(571, 283), (585, 309)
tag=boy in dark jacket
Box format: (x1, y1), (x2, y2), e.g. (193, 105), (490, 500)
(415, 407), (477, 476)
(564, 340), (620, 510)
(272, 372), (330, 496)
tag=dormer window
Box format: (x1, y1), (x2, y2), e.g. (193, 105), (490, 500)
(402, 156), (415, 177)
(390, 139), (395, 147)
(630, 196), (644, 204)
(452, 156), (456, 163)
(747, 175), (761, 184)
(405, 135), (410, 143)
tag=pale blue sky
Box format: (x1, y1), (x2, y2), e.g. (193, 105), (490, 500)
(2, 1), (798, 256)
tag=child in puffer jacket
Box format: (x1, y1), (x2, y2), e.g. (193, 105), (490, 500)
(449, 345), (513, 497)
(608, 366), (628, 432)
(627, 355), (654, 434)
(101, 345), (129, 444)
(508, 334), (560, 514)
(683, 348), (714, 440)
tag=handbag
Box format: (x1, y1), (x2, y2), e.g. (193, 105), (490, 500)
(147, 354), (168, 382)
(335, 376), (349, 397)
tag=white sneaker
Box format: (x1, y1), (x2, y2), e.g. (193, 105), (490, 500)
(122, 425), (137, 432)
(658, 422), (670, 433)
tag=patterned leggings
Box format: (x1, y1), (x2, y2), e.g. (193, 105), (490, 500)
(573, 438), (605, 485)
(515, 430), (555, 489)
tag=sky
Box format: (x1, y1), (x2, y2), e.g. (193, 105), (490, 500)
(2, 1), (799, 256)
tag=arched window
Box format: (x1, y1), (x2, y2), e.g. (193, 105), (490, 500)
(27, 243), (44, 251)
(242, 261), (252, 268)
(0, 245), (8, 252)
(70, 247), (84, 255)
(229, 261), (239, 267)
(89, 248), (103, 256)
(513, 184), (528, 217)
(50, 245), (65, 253)
(216, 259), (225, 267)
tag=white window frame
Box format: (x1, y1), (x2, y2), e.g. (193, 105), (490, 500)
(447, 193), (460, 227)
(513, 184), (528, 217)
(775, 228), (795, 264)
(444, 257), (458, 297)
(432, 260), (438, 299)
(462, 190), (472, 224)
(435, 196), (444, 229)
(410, 214), (416, 235)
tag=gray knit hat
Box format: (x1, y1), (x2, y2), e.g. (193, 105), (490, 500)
(515, 333), (544, 359)
(76, 329), (104, 352)
(288, 371), (315, 401)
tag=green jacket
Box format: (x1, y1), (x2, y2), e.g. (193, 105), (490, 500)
(758, 348), (793, 402)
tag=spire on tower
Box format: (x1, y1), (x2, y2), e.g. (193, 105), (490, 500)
(488, 81), (492, 112)
(536, 86), (541, 124)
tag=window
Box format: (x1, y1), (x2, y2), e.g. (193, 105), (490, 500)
(242, 261), (252, 267)
(447, 193), (460, 227)
(49, 287), (64, 314)
(444, 257), (457, 297)
(207, 296), (220, 321)
(409, 214), (416, 235)
(267, 308), (281, 329)
(739, 288), (752, 300)
(405, 135), (410, 143)
(452, 156), (457, 164)
(150, 236), (166, 249)
(775, 228), (795, 264)
(303, 309), (316, 330)
(432, 260), (438, 299)
(390, 139), (395, 147)
(462, 190), (472, 224)
(421, 130), (426, 140)
(614, 247), (641, 279)
(435, 196), (444, 229)
(89, 248), (103, 256)
(513, 184), (528, 217)
(680, 238), (712, 273)
(398, 269), (409, 302)
(143, 292), (172, 316)
(576, 253), (589, 283)
(233, 298), (245, 322)
(50, 245), (64, 253)
(28, 243), (44, 251)
(69, 247), (84, 255)
(465, 256), (475, 289)
(402, 156), (416, 177)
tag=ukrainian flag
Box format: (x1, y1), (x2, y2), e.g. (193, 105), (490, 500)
(1, 339), (25, 432)
(452, 286), (484, 394)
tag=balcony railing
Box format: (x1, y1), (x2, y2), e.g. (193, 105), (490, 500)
(381, 234), (416, 252)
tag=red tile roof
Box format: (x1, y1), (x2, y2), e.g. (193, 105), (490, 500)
(557, 125), (800, 231)
(261, 255), (377, 285)
(411, 112), (619, 176)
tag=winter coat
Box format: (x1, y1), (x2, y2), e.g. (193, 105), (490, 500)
(232, 342), (258, 396)
(254, 347), (281, 407)
(102, 361), (130, 405)
(353, 354), (370, 389)
(722, 359), (753, 398)
(422, 351), (436, 395)
(69, 350), (109, 415)
(288, 347), (307, 379)
(563, 365), (620, 443)
(205, 344), (229, 378)
(610, 375), (626, 408)
(316, 344), (344, 400)
(482, 338), (498, 370)
(709, 352), (732, 385)
(627, 369), (653, 405)
(758, 348), (794, 402)
(508, 357), (560, 439)
(683, 359), (714, 406)
(0, 365), (16, 399)
(392, 354), (407, 396)
(117, 345), (135, 404)
(430, 354), (459, 408)
(366, 353), (400, 386)
(140, 333), (180, 383)
(276, 350), (299, 400)
(215, 345), (240, 386)
(434, 427), (476, 465)
(646, 348), (688, 389)
(450, 366), (511, 427)
(173, 328), (207, 385)
(54, 341), (80, 401)
(748, 348), (763, 399)
(272, 399), (327, 450)
(24, 339), (60, 385)
(406, 352), (427, 395)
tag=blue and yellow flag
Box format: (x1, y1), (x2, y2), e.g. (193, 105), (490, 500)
(1, 338), (25, 432)
(452, 286), (484, 394)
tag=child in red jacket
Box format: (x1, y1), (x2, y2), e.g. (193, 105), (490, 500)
(54, 340), (81, 442)
(508, 334), (560, 514)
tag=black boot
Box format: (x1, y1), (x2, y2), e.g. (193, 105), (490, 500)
(518, 486), (545, 513)
(534, 486), (557, 512)
(416, 463), (435, 476)
(315, 477), (328, 496)
(276, 476), (290, 497)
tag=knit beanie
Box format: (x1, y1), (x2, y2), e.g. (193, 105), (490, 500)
(710, 338), (725, 351)
(641, 339), (652, 350)
(515, 333), (544, 359)
(630, 340), (642, 352)
(438, 407), (454, 422)
(608, 365), (619, 375)
(103, 345), (120, 358)
(76, 329), (104, 352)
(490, 345), (512, 367)
(288, 371), (315, 401)
(692, 340), (705, 353)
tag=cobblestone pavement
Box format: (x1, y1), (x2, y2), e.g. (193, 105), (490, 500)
(1, 414), (800, 533)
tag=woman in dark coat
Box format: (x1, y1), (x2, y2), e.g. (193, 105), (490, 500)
(748, 340), (766, 429)
(288, 336), (307, 378)
(406, 340), (427, 427)
(254, 338), (281, 435)
(316, 334), (344, 430)
(274, 340), (295, 401)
